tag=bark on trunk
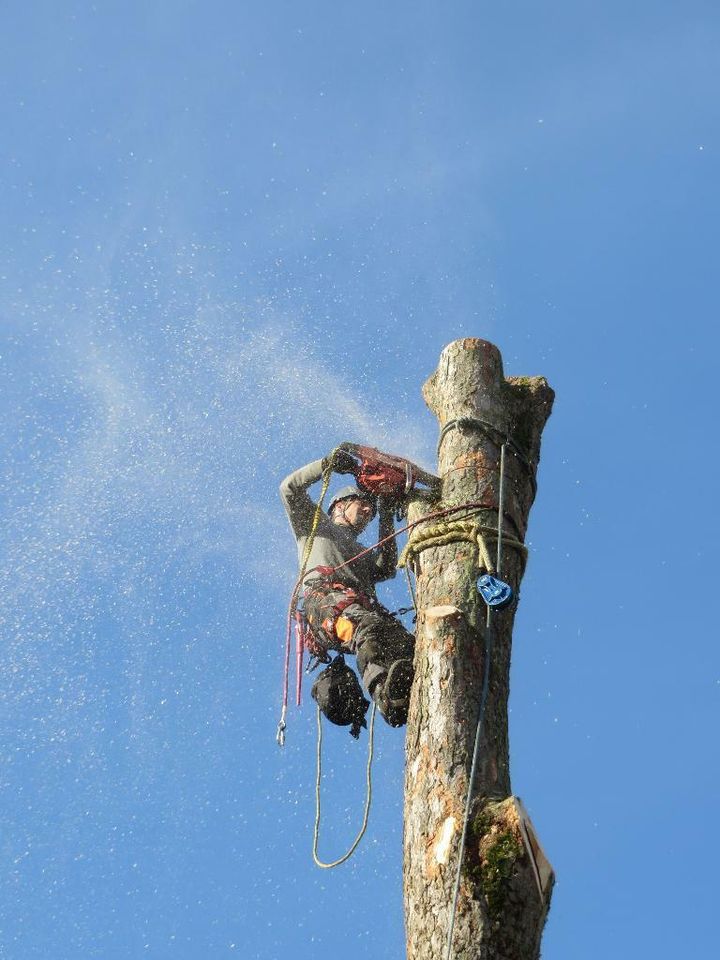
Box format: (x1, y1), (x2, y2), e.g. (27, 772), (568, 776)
(403, 339), (555, 960)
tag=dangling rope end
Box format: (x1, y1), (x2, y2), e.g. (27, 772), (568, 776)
(313, 702), (377, 868)
(276, 715), (287, 748)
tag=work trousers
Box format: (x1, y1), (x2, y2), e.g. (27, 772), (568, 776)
(303, 587), (415, 693)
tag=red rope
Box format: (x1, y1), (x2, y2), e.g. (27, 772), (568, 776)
(277, 579), (303, 744)
(295, 612), (304, 706)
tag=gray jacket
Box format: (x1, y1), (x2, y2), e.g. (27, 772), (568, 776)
(279, 459), (397, 595)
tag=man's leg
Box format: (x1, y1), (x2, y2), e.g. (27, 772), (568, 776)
(345, 606), (415, 727)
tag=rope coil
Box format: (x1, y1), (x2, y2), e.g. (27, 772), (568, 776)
(398, 519), (527, 575)
(313, 703), (377, 869)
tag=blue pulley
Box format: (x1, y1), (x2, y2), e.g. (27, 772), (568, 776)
(477, 573), (514, 609)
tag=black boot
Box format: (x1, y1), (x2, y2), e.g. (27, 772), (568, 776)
(372, 659), (414, 727)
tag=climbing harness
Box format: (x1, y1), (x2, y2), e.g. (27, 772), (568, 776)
(313, 702), (377, 869)
(294, 606), (334, 706)
(445, 442), (509, 960)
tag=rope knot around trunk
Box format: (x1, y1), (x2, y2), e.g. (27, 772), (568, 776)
(398, 518), (527, 575)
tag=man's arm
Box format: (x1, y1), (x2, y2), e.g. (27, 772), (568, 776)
(279, 459), (325, 539)
(279, 447), (358, 539)
(372, 497), (398, 582)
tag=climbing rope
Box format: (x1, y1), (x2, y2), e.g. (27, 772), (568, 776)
(445, 442), (509, 960)
(404, 562), (417, 614)
(445, 621), (493, 959)
(277, 449), (340, 746)
(398, 519), (526, 575)
(313, 702), (377, 869)
(494, 443), (507, 612)
(438, 417), (537, 497)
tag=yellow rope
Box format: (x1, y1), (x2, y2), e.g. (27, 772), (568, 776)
(398, 518), (527, 574)
(313, 703), (377, 869)
(297, 450), (339, 582)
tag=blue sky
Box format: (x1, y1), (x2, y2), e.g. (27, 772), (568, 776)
(1, 2), (719, 958)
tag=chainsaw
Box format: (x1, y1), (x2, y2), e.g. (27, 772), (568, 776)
(337, 442), (439, 501)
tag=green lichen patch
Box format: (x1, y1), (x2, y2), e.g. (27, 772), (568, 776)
(468, 803), (525, 921)
(480, 829), (523, 920)
(472, 807), (494, 839)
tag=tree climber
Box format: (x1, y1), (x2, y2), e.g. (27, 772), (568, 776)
(280, 450), (415, 728)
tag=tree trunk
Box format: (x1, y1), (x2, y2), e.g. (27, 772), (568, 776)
(403, 339), (555, 960)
